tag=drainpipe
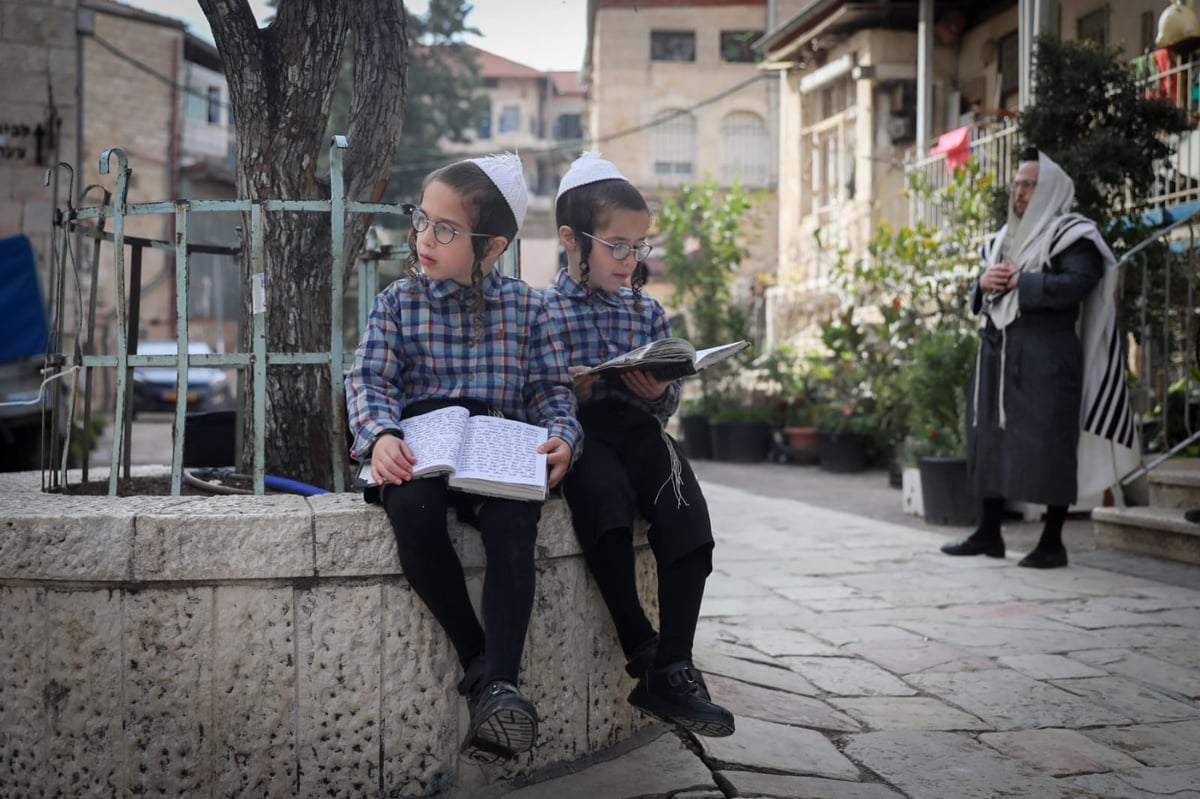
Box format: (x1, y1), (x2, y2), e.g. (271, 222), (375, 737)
(767, 0), (778, 187)
(916, 0), (933, 154)
(167, 35), (180, 339)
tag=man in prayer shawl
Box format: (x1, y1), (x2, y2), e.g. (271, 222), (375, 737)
(941, 148), (1141, 568)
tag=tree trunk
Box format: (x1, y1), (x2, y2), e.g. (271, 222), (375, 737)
(198, 0), (407, 488)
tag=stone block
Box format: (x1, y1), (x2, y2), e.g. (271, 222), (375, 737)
(2, 4), (77, 48)
(0, 494), (136, 580)
(310, 492), (397, 577)
(0, 586), (47, 795)
(133, 494), (312, 580)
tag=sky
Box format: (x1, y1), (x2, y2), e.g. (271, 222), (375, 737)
(120, 0), (589, 73)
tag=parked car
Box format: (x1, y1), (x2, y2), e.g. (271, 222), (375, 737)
(132, 341), (233, 415)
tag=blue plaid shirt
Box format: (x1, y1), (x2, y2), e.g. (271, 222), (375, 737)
(346, 270), (581, 461)
(540, 269), (681, 426)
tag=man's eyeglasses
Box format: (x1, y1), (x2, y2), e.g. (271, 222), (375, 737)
(581, 231), (653, 262)
(403, 204), (492, 245)
(1010, 180), (1037, 193)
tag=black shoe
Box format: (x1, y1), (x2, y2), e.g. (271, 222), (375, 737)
(940, 537), (1005, 558)
(457, 654), (486, 714)
(628, 661), (734, 737)
(460, 681), (538, 764)
(1018, 547), (1068, 569)
(624, 635), (658, 678)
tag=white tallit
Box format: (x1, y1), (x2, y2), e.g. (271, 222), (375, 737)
(977, 152), (1141, 498)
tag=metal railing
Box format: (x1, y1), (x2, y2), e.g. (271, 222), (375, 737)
(42, 136), (520, 496)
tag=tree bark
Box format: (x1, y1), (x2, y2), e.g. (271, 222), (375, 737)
(198, 0), (406, 488)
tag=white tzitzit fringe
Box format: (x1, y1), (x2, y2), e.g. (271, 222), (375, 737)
(653, 426), (688, 509)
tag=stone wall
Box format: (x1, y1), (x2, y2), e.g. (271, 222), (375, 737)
(0, 473), (657, 796)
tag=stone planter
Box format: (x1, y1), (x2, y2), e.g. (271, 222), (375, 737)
(679, 414), (712, 460)
(709, 420), (772, 463)
(816, 430), (871, 473)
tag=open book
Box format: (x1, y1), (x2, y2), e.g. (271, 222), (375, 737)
(581, 338), (749, 382)
(356, 405), (549, 501)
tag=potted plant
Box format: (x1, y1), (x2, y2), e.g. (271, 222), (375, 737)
(902, 326), (978, 525)
(754, 345), (820, 457)
(707, 385), (774, 463)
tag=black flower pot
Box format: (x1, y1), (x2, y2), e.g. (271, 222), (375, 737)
(680, 414), (712, 460)
(917, 456), (978, 526)
(816, 430), (870, 473)
(709, 420), (772, 463)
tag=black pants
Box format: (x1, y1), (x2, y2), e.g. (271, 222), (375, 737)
(382, 476), (539, 688)
(562, 400), (713, 664)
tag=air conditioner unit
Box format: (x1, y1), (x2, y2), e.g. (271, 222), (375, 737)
(887, 112), (916, 144)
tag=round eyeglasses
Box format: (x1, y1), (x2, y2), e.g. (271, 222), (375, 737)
(581, 231), (653, 262)
(403, 203), (492, 245)
(1010, 179), (1037, 193)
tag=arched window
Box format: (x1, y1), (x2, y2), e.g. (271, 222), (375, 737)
(652, 110), (696, 182)
(720, 111), (767, 185)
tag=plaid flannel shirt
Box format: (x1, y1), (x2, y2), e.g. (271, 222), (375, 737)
(540, 269), (681, 427)
(345, 269), (581, 462)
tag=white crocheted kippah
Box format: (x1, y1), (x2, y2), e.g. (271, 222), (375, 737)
(467, 152), (528, 230)
(556, 151), (630, 200)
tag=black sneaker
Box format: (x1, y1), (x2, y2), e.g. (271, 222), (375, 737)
(457, 654), (486, 714)
(460, 681), (538, 764)
(624, 635), (658, 678)
(628, 661), (734, 737)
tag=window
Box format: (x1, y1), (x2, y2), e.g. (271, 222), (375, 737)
(1077, 7), (1108, 49)
(651, 31), (695, 62)
(1141, 11), (1156, 53)
(206, 86), (221, 124)
(498, 105), (520, 133)
(477, 99), (492, 139)
(720, 112), (767, 185)
(997, 31), (1019, 101)
(720, 30), (763, 63)
(652, 110), (696, 180)
(483, 77), (499, 88)
(554, 113), (582, 141)
(186, 88), (207, 122)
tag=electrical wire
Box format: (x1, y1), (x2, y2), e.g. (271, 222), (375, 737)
(0, 366), (80, 408)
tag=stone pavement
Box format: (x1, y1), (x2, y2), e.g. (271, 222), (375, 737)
(472, 465), (1200, 799)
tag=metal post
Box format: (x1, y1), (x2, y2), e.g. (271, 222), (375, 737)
(329, 136), (348, 493)
(170, 201), (191, 495)
(916, 0), (933, 154)
(250, 202), (267, 495)
(99, 147), (130, 496)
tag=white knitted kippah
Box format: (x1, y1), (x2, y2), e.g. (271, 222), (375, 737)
(555, 151), (630, 200)
(467, 152), (528, 230)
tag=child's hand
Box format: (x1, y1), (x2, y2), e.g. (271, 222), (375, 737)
(569, 365), (598, 402)
(620, 369), (670, 401)
(539, 436), (573, 488)
(371, 434), (416, 484)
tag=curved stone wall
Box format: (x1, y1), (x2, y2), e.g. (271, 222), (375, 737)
(0, 470), (656, 796)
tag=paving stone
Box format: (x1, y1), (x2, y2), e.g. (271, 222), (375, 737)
(1064, 765), (1200, 798)
(996, 654), (1107, 680)
(701, 594), (803, 618)
(773, 583), (860, 601)
(842, 638), (995, 675)
(1090, 624), (1200, 651)
(829, 697), (991, 732)
(705, 574), (778, 598)
(1045, 604), (1165, 630)
(1049, 676), (1199, 724)
(898, 617), (1111, 656)
(1068, 649), (1200, 699)
(693, 651), (820, 695)
(810, 625), (924, 647)
(501, 732), (717, 798)
(979, 728), (1143, 775)
(698, 715), (859, 779)
(1083, 719), (1200, 766)
(1151, 644), (1200, 670)
(716, 770), (905, 799)
(843, 730), (1082, 799)
(778, 656), (918, 697)
(906, 670), (1130, 730)
(704, 673), (860, 732)
(716, 626), (841, 658)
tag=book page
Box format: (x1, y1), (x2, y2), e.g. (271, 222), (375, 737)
(399, 405), (470, 477)
(693, 340), (749, 370)
(583, 337), (695, 375)
(453, 415), (548, 490)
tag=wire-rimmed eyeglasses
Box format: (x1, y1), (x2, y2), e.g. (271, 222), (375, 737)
(1010, 179), (1037, 193)
(581, 231), (653, 262)
(403, 203), (493, 245)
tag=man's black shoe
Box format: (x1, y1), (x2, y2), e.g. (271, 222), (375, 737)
(1018, 547), (1068, 569)
(460, 681), (537, 764)
(628, 661), (734, 737)
(940, 537), (1005, 558)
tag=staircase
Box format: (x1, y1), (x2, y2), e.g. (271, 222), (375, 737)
(1092, 459), (1200, 565)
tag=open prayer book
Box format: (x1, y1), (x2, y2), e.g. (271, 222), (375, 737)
(581, 338), (750, 382)
(356, 405), (549, 501)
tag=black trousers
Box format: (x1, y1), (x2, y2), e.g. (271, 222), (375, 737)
(562, 400), (713, 662)
(382, 476), (539, 688)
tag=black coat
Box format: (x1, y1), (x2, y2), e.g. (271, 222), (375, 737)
(966, 238), (1105, 506)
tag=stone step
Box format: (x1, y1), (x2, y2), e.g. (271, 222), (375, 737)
(1148, 457), (1200, 508)
(1092, 505), (1200, 565)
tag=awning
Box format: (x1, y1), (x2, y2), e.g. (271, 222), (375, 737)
(930, 126), (970, 170)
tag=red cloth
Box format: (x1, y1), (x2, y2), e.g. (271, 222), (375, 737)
(1154, 48), (1180, 105)
(930, 126), (970, 169)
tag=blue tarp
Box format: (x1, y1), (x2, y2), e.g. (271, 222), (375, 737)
(0, 235), (49, 364)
